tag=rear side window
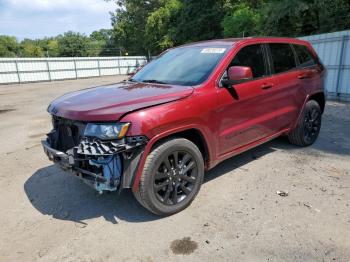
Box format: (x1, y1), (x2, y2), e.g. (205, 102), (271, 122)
(230, 44), (267, 78)
(293, 44), (316, 68)
(269, 43), (296, 74)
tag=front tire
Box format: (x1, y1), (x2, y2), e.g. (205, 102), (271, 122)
(133, 138), (204, 216)
(288, 100), (322, 146)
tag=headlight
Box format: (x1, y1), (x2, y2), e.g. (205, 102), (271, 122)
(84, 123), (130, 140)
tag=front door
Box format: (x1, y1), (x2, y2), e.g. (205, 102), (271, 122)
(216, 44), (278, 156)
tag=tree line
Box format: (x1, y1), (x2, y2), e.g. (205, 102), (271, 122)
(111, 0), (350, 55)
(0, 30), (117, 58)
(1, 0), (350, 57)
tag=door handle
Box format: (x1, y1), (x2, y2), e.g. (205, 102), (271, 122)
(261, 83), (273, 90)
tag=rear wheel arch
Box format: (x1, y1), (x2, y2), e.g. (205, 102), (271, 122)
(292, 92), (325, 131)
(308, 92), (325, 113)
(288, 100), (322, 146)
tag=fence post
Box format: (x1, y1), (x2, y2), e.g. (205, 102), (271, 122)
(335, 35), (347, 97)
(135, 58), (139, 72)
(117, 58), (121, 75)
(73, 58), (78, 79)
(14, 60), (20, 84)
(97, 59), (101, 77)
(46, 59), (51, 81)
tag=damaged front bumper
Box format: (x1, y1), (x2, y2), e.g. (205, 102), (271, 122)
(42, 132), (148, 194)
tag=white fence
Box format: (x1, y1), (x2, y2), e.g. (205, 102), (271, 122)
(300, 30), (350, 102)
(0, 56), (147, 84)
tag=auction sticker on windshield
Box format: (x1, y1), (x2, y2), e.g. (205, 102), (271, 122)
(201, 48), (226, 54)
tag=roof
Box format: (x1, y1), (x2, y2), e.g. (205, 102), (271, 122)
(179, 37), (310, 48)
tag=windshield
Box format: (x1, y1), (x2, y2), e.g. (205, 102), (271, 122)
(131, 46), (229, 86)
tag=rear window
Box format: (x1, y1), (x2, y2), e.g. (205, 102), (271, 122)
(269, 43), (296, 74)
(293, 44), (316, 68)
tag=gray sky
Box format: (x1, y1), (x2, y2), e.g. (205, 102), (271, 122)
(0, 0), (116, 40)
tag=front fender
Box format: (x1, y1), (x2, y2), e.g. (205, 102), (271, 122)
(130, 124), (212, 192)
(120, 97), (216, 192)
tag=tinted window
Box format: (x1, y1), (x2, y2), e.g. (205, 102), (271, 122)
(294, 44), (316, 67)
(132, 46), (229, 86)
(230, 44), (266, 78)
(269, 44), (296, 74)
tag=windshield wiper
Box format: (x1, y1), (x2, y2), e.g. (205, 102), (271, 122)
(141, 79), (168, 84)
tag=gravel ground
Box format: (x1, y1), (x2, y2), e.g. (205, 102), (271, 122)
(0, 76), (349, 262)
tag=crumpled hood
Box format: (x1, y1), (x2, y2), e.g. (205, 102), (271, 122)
(48, 81), (194, 121)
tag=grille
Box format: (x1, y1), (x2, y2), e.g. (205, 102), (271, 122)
(52, 116), (86, 152)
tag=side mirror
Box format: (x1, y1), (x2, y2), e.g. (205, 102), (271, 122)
(227, 66), (253, 81)
(221, 66), (253, 89)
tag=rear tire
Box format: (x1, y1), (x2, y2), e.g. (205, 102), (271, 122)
(133, 138), (204, 216)
(288, 100), (322, 146)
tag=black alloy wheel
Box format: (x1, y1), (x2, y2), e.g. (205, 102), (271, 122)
(154, 151), (198, 206)
(303, 105), (321, 144)
(288, 100), (322, 146)
(133, 138), (204, 216)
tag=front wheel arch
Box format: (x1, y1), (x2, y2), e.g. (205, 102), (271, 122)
(151, 129), (210, 165)
(132, 127), (211, 192)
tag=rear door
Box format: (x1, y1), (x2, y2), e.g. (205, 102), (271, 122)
(266, 43), (306, 130)
(293, 44), (324, 94)
(216, 44), (279, 156)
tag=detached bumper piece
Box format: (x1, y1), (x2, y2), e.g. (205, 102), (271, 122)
(77, 136), (147, 156)
(42, 134), (148, 194)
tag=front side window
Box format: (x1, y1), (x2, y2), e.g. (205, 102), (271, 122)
(269, 43), (296, 74)
(230, 44), (267, 79)
(132, 46), (229, 86)
(294, 44), (316, 68)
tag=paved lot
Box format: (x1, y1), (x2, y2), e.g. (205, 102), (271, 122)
(0, 76), (349, 262)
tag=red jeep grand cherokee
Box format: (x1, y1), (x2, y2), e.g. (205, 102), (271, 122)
(42, 37), (325, 215)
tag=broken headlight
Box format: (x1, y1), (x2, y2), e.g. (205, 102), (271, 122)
(84, 123), (130, 140)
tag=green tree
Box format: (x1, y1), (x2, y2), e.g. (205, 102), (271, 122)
(106, 0), (350, 55)
(46, 39), (59, 57)
(90, 29), (113, 42)
(316, 0), (350, 34)
(224, 0), (266, 9)
(86, 39), (105, 56)
(20, 39), (44, 57)
(2, 0), (350, 58)
(0, 35), (19, 57)
(260, 0), (350, 36)
(173, 0), (224, 44)
(109, 0), (162, 55)
(145, 0), (182, 52)
(222, 4), (261, 37)
(57, 31), (89, 57)
(90, 29), (119, 56)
